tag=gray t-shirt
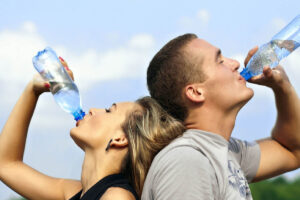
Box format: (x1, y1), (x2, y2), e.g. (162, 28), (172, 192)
(141, 129), (261, 200)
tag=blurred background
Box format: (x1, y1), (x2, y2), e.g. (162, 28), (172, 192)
(0, 0), (300, 199)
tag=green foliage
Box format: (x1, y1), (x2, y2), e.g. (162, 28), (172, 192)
(250, 176), (300, 200)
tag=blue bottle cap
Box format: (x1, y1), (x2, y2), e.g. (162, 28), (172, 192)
(73, 109), (86, 121)
(240, 68), (252, 81)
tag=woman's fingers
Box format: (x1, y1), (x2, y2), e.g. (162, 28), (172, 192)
(59, 57), (74, 81)
(59, 57), (69, 70)
(44, 82), (50, 90)
(32, 74), (50, 95)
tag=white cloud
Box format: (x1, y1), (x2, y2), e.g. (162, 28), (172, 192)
(196, 9), (210, 25)
(0, 22), (156, 130)
(178, 9), (210, 29)
(0, 24), (46, 83)
(22, 21), (38, 34)
(0, 22), (155, 85)
(0, 22), (155, 95)
(50, 35), (155, 92)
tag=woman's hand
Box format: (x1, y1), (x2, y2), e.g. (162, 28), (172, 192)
(0, 56), (81, 200)
(31, 57), (74, 97)
(59, 57), (74, 81)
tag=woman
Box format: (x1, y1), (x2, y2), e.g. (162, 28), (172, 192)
(0, 58), (185, 200)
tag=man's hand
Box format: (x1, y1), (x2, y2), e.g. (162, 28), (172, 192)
(244, 46), (300, 182)
(244, 46), (291, 91)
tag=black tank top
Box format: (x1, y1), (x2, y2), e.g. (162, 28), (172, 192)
(69, 174), (139, 200)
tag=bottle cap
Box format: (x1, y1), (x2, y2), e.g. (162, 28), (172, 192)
(73, 109), (86, 121)
(240, 68), (252, 81)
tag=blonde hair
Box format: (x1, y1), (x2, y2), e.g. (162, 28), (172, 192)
(121, 96), (185, 197)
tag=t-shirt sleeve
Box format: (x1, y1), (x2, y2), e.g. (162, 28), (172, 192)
(229, 138), (261, 183)
(151, 146), (217, 200)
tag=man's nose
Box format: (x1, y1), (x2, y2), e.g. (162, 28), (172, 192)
(228, 58), (240, 72)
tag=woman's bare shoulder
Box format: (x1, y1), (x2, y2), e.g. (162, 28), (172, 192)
(100, 187), (136, 200)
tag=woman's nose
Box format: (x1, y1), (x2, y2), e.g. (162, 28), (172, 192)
(88, 108), (107, 116)
(88, 108), (96, 116)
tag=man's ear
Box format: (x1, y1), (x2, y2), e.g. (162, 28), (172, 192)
(185, 84), (205, 103)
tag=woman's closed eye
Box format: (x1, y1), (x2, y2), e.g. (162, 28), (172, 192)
(105, 108), (111, 113)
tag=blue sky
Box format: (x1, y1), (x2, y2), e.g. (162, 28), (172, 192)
(0, 0), (300, 199)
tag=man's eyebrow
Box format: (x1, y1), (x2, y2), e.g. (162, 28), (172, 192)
(215, 49), (222, 62)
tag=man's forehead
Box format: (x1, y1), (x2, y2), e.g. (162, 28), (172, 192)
(185, 38), (219, 62)
(188, 38), (217, 51)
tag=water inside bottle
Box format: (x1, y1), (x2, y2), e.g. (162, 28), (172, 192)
(50, 81), (83, 115)
(244, 39), (300, 79)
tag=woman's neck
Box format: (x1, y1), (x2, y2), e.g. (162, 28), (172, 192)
(80, 149), (122, 197)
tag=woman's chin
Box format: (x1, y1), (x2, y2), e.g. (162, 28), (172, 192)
(70, 128), (85, 150)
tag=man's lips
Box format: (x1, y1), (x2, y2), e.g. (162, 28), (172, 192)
(238, 75), (246, 82)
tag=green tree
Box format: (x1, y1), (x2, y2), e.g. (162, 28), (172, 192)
(250, 176), (300, 200)
(8, 198), (27, 200)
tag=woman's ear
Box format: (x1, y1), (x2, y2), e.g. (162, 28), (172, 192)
(185, 84), (205, 103)
(110, 135), (128, 149)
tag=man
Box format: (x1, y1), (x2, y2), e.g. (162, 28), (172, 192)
(142, 33), (300, 199)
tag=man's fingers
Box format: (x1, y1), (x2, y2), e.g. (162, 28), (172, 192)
(244, 46), (259, 67)
(248, 73), (264, 83)
(263, 66), (273, 79)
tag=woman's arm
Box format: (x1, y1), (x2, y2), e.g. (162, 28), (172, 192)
(0, 63), (81, 200)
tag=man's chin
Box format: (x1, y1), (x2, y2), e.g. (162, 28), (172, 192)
(237, 88), (254, 110)
(247, 87), (254, 100)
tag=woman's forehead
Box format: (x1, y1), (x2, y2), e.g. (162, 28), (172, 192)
(115, 101), (141, 111)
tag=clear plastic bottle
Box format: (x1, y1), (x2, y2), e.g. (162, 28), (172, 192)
(241, 15), (300, 80)
(32, 47), (85, 121)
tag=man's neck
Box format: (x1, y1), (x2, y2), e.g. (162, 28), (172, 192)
(184, 106), (239, 141)
(80, 149), (121, 197)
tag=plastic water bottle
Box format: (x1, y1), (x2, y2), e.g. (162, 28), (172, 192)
(32, 47), (85, 121)
(241, 15), (300, 80)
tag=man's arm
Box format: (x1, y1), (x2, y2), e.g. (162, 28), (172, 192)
(254, 80), (300, 181)
(244, 48), (300, 182)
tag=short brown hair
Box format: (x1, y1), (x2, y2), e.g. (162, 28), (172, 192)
(147, 33), (206, 121)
